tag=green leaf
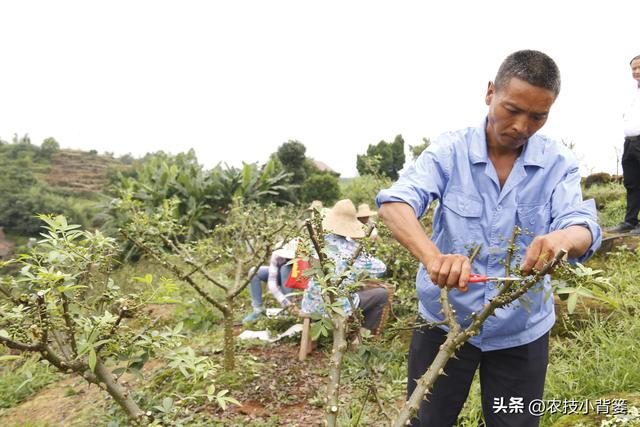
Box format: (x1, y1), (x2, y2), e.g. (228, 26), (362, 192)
(310, 322), (323, 340)
(111, 367), (126, 376)
(162, 397), (173, 411)
(332, 306), (346, 317)
(225, 396), (241, 407)
(0, 355), (22, 362)
(207, 384), (216, 396)
(88, 348), (97, 372)
(133, 274), (153, 285)
(574, 287), (595, 298)
(567, 293), (578, 314)
(56, 284), (87, 293)
(16, 376), (34, 392)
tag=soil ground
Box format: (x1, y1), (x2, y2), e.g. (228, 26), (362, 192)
(0, 342), (327, 427)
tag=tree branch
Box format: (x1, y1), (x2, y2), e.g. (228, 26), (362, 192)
(392, 249), (567, 427)
(231, 247), (272, 299)
(61, 293), (78, 356)
(35, 294), (49, 348)
(123, 230), (229, 314)
(182, 258), (229, 293)
(0, 335), (43, 352)
(504, 226), (521, 276)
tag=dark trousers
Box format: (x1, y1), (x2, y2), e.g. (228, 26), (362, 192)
(355, 287), (388, 330)
(407, 323), (549, 427)
(622, 136), (640, 225)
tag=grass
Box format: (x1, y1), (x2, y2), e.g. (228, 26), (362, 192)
(583, 182), (626, 210)
(581, 182), (626, 228)
(0, 355), (59, 410)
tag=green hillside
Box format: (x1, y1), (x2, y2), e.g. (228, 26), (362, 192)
(0, 137), (128, 237)
(45, 149), (124, 195)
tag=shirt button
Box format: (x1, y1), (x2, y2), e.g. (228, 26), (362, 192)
(496, 205), (502, 211)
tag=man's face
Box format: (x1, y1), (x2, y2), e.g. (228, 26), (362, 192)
(631, 58), (640, 82)
(485, 77), (556, 152)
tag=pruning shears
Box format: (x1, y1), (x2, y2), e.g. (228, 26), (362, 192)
(468, 274), (522, 283)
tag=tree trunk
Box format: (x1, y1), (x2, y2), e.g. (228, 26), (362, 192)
(325, 314), (347, 427)
(222, 301), (235, 371)
(392, 333), (457, 427)
(92, 357), (147, 424)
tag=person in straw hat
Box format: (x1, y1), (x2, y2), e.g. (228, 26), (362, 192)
(356, 203), (379, 239)
(300, 199), (389, 332)
(242, 238), (299, 324)
(355, 203), (377, 225)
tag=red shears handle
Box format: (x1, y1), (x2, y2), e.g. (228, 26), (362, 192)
(468, 274), (489, 283)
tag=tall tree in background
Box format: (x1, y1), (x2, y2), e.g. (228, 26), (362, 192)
(274, 139), (341, 205)
(409, 137), (431, 160)
(40, 137), (60, 160)
(356, 134), (405, 180)
(277, 140), (307, 185)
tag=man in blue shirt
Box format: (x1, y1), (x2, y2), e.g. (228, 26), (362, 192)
(376, 50), (601, 427)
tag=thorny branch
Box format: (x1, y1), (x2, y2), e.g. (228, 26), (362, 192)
(304, 220), (377, 427)
(61, 293), (78, 355)
(392, 249), (567, 427)
(123, 230), (228, 313)
(504, 226), (521, 276)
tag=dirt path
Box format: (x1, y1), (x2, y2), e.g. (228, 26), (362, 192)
(0, 376), (105, 427)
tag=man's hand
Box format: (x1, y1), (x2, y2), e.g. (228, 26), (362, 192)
(520, 230), (571, 275)
(426, 253), (472, 292)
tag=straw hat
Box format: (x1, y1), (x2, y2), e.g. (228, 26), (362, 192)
(322, 199), (366, 238)
(356, 203), (377, 218)
(273, 238), (299, 259)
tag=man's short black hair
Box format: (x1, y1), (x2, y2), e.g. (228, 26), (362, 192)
(494, 50), (561, 97)
(631, 55), (640, 65)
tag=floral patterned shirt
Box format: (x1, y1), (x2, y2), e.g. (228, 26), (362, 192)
(300, 233), (386, 315)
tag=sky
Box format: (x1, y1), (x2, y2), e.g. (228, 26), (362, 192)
(1, 1), (639, 177)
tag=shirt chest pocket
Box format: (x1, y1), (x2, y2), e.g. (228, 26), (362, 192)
(441, 191), (483, 250)
(516, 202), (551, 242)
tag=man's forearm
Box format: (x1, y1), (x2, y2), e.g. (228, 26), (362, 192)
(378, 202), (440, 266)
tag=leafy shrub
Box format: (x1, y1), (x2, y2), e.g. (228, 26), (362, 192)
(0, 215), (182, 422)
(339, 175), (392, 207)
(583, 182), (626, 210)
(300, 174), (341, 205)
(0, 183), (97, 236)
(584, 172), (612, 188)
(101, 151), (293, 250)
(122, 198), (299, 370)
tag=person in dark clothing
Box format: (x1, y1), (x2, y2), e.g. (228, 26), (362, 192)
(607, 54), (640, 233)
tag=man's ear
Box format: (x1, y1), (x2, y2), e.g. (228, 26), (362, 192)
(485, 81), (495, 106)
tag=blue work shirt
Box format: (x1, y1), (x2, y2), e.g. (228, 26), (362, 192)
(376, 120), (602, 351)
